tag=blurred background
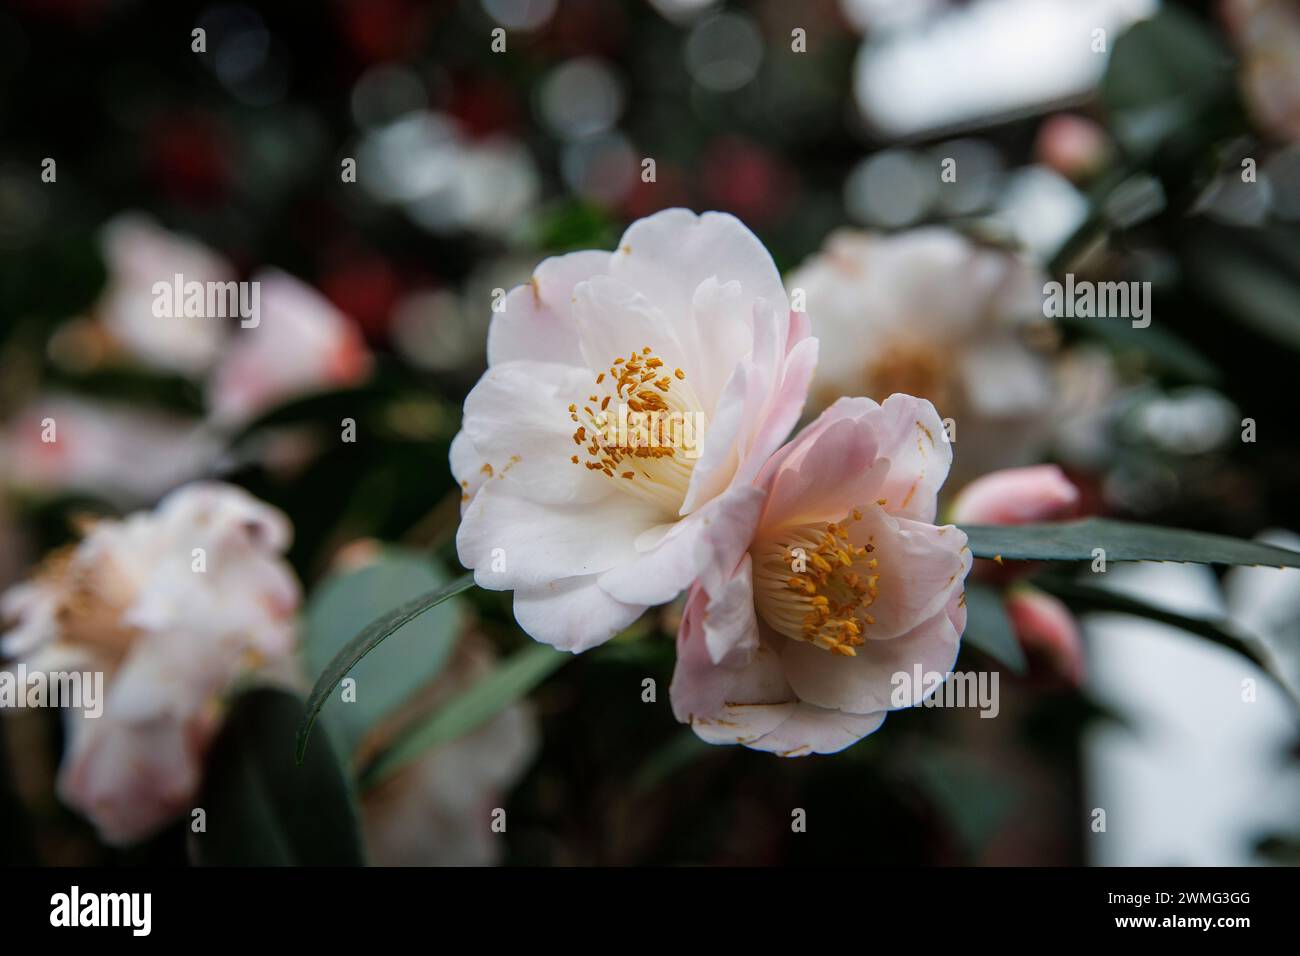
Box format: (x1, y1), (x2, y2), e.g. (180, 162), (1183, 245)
(1, 0), (1298, 866)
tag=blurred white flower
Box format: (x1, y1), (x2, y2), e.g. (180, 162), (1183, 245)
(96, 214), (234, 377)
(359, 631), (537, 866)
(207, 269), (371, 426)
(0, 394), (220, 506)
(788, 228), (1054, 482)
(357, 111), (539, 239)
(0, 482), (300, 844)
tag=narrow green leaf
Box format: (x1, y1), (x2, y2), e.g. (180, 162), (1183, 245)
(361, 642), (567, 788)
(960, 518), (1300, 569)
(194, 688), (364, 866)
(961, 581), (1027, 674)
(296, 571), (476, 762)
(302, 551), (464, 753)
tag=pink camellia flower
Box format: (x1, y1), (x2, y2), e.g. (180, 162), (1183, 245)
(1004, 588), (1086, 688)
(0, 483), (300, 845)
(452, 209), (817, 651)
(670, 395), (971, 756)
(949, 464), (1080, 527)
(208, 269), (372, 426)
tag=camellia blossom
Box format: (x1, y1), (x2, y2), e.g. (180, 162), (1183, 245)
(207, 269), (372, 426)
(0, 483), (300, 844)
(452, 209), (818, 651)
(787, 228), (1053, 482)
(97, 214), (234, 376)
(670, 395), (971, 756)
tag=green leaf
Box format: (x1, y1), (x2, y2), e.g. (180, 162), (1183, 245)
(361, 642), (567, 788)
(1101, 7), (1237, 160)
(960, 518), (1300, 569)
(193, 688), (364, 865)
(961, 581), (1027, 674)
(302, 551), (465, 754)
(296, 572), (476, 762)
(1035, 576), (1294, 702)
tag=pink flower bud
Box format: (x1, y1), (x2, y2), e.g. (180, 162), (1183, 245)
(951, 464), (1080, 527)
(1005, 589), (1085, 688)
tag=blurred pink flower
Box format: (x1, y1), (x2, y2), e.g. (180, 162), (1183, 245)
(0, 394), (219, 506)
(452, 209), (817, 652)
(207, 270), (372, 426)
(670, 395), (971, 756)
(0, 483), (300, 844)
(1034, 113), (1113, 183)
(1005, 587), (1085, 688)
(950, 464), (1080, 526)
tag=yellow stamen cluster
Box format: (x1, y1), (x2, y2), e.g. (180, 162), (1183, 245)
(755, 509), (882, 657)
(566, 346), (700, 511)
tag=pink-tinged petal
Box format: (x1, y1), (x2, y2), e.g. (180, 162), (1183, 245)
(670, 588), (797, 744)
(780, 568), (969, 714)
(682, 300), (818, 515)
(869, 393), (952, 523)
(486, 250), (607, 367)
(758, 401), (887, 531)
(950, 464), (1080, 526)
(460, 360), (614, 505)
(700, 553), (761, 666)
(734, 323), (819, 490)
(571, 274), (687, 376)
(456, 483), (660, 590)
(511, 575), (644, 653)
(598, 485), (765, 608)
(610, 209), (789, 340)
(743, 704), (887, 757)
(852, 509), (968, 641)
(682, 276), (758, 410)
(58, 707), (201, 846)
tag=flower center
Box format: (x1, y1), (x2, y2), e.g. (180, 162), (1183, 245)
(752, 509), (881, 657)
(568, 346), (707, 513)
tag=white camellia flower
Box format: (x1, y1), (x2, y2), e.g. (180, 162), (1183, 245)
(452, 209), (818, 652)
(98, 214), (234, 377)
(787, 228), (1053, 482)
(0, 482), (300, 845)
